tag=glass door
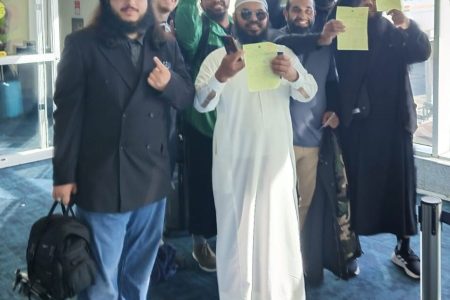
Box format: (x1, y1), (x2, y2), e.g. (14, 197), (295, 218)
(0, 0), (59, 168)
(403, 0), (434, 150)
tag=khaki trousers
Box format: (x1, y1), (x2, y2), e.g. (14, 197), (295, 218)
(294, 146), (319, 230)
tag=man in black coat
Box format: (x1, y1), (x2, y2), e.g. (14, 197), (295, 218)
(275, 0), (431, 280)
(332, 0), (431, 279)
(52, 0), (194, 298)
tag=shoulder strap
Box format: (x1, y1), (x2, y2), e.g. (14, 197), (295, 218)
(192, 15), (211, 65)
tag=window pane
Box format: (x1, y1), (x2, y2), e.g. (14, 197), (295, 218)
(404, 0), (434, 146)
(46, 62), (54, 148)
(0, 61), (55, 155)
(1, 0), (56, 55)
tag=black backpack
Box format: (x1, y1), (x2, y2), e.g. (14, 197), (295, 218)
(26, 201), (97, 299)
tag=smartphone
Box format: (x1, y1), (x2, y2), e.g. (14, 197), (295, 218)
(221, 35), (240, 54)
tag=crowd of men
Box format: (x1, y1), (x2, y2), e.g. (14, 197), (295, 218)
(51, 0), (431, 298)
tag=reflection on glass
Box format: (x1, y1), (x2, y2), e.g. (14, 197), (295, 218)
(405, 0), (434, 147)
(1, 0), (34, 55)
(411, 54), (433, 146)
(0, 0), (56, 55)
(46, 62), (54, 148)
(0, 61), (54, 155)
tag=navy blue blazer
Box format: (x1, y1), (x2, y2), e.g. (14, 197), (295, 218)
(53, 27), (194, 213)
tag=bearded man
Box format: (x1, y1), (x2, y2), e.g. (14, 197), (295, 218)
(277, 0), (362, 283)
(152, 0), (178, 33)
(175, 0), (233, 272)
(280, 0), (341, 230)
(332, 0), (431, 280)
(52, 0), (194, 298)
(194, 0), (317, 298)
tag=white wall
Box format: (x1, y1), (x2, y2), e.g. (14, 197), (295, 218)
(416, 156), (450, 200)
(2, 0), (29, 53)
(58, 0), (97, 51)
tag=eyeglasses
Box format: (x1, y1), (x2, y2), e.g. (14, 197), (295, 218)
(239, 9), (268, 21)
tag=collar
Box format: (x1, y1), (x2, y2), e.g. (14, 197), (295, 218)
(160, 21), (172, 33)
(132, 33), (145, 45)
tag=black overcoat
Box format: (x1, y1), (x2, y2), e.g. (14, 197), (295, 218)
(302, 129), (362, 285)
(53, 27), (194, 213)
(335, 16), (431, 236)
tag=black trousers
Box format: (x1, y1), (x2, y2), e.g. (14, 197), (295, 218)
(184, 122), (217, 238)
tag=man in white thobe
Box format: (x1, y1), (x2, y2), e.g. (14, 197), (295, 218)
(194, 0), (318, 298)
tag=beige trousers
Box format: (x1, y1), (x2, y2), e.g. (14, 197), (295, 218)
(294, 146), (320, 230)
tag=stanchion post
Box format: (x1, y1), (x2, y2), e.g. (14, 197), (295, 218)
(420, 196), (442, 300)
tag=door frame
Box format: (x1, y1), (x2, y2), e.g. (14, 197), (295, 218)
(0, 0), (59, 169)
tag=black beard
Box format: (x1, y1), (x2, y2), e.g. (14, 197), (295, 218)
(205, 10), (227, 23)
(157, 6), (172, 15)
(202, 0), (228, 23)
(235, 24), (268, 44)
(101, 3), (154, 35)
(287, 21), (311, 34)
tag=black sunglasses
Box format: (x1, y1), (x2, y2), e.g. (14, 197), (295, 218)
(240, 9), (268, 21)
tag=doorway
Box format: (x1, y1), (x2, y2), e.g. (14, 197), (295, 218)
(0, 0), (59, 168)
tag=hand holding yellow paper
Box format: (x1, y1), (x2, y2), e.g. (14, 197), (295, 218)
(243, 42), (281, 92)
(336, 6), (369, 51)
(376, 0), (402, 12)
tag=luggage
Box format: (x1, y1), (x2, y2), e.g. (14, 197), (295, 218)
(26, 201), (97, 299)
(150, 243), (178, 285)
(165, 113), (189, 234)
(13, 269), (55, 300)
(302, 129), (362, 284)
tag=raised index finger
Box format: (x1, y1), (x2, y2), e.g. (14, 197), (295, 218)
(153, 56), (167, 69)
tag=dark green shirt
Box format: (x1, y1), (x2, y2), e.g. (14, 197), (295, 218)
(175, 0), (233, 137)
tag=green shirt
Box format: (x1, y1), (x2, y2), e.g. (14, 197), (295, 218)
(175, 0), (232, 137)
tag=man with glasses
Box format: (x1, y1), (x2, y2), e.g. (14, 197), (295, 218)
(194, 0), (317, 297)
(175, 0), (233, 273)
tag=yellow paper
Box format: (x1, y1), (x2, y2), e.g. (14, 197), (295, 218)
(243, 42), (281, 92)
(0, 3), (5, 20)
(336, 7), (369, 51)
(376, 0), (402, 12)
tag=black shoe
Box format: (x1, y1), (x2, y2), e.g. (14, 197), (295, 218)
(391, 246), (420, 279)
(346, 258), (360, 277)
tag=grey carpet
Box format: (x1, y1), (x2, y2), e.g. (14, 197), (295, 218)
(1, 160), (449, 300)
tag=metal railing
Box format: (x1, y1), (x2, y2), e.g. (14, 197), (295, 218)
(420, 196), (450, 300)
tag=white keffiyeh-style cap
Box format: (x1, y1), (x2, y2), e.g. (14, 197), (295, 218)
(235, 0), (268, 11)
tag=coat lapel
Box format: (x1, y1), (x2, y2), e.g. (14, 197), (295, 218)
(98, 40), (138, 90)
(137, 40), (153, 95)
(141, 33), (171, 84)
(122, 37), (160, 111)
(142, 39), (158, 81)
